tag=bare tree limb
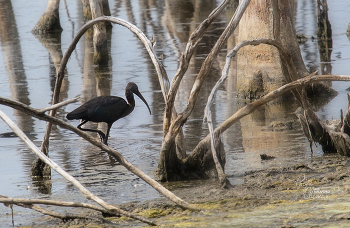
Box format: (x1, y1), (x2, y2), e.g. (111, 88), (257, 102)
(0, 195), (119, 225)
(166, 0), (251, 145)
(156, 0), (251, 181)
(163, 0), (231, 135)
(0, 97), (198, 212)
(203, 46), (237, 188)
(0, 195), (107, 213)
(36, 95), (80, 114)
(203, 37), (302, 186)
(188, 74), (350, 163)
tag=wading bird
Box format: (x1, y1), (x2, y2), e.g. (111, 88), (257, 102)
(66, 82), (151, 145)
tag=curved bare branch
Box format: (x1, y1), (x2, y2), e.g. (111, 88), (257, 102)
(188, 74), (350, 163)
(0, 97), (198, 212)
(163, 0), (231, 135)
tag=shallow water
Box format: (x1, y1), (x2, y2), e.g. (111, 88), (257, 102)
(0, 0), (349, 226)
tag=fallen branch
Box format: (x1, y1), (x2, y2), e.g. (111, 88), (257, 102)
(0, 195), (107, 213)
(0, 97), (198, 212)
(2, 198), (117, 226)
(0, 195), (120, 225)
(0, 109), (157, 225)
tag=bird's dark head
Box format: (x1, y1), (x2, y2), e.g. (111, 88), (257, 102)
(126, 82), (139, 93)
(126, 82), (151, 115)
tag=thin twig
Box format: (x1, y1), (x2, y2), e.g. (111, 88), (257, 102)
(37, 95), (80, 113)
(203, 47), (237, 188)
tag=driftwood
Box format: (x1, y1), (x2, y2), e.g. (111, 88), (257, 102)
(0, 195), (118, 225)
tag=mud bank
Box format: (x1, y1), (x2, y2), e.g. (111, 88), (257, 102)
(21, 154), (350, 227)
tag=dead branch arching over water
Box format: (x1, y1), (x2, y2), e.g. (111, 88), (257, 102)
(0, 15), (198, 226)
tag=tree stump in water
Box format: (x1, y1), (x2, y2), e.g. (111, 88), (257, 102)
(32, 0), (62, 34)
(299, 94), (350, 156)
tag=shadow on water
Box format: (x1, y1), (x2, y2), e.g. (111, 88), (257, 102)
(0, 0), (350, 226)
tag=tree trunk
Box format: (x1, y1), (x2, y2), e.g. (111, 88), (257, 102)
(89, 0), (109, 66)
(236, 0), (308, 99)
(32, 0), (62, 34)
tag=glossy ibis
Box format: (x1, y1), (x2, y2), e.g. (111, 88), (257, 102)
(66, 82), (151, 145)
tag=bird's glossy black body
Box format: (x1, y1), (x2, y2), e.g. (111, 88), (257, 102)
(66, 82), (151, 145)
(66, 96), (131, 123)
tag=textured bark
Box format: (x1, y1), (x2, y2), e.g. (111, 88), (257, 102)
(236, 0), (308, 99)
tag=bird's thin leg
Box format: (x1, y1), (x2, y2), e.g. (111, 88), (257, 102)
(77, 120), (106, 142)
(104, 123), (113, 145)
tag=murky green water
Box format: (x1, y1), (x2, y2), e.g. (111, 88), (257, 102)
(0, 0), (349, 226)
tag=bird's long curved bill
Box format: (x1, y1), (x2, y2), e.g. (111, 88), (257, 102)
(136, 92), (151, 115)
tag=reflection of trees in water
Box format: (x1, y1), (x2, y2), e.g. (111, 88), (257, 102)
(295, 0), (333, 76)
(316, 0), (332, 76)
(0, 0), (35, 156)
(295, 0), (319, 73)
